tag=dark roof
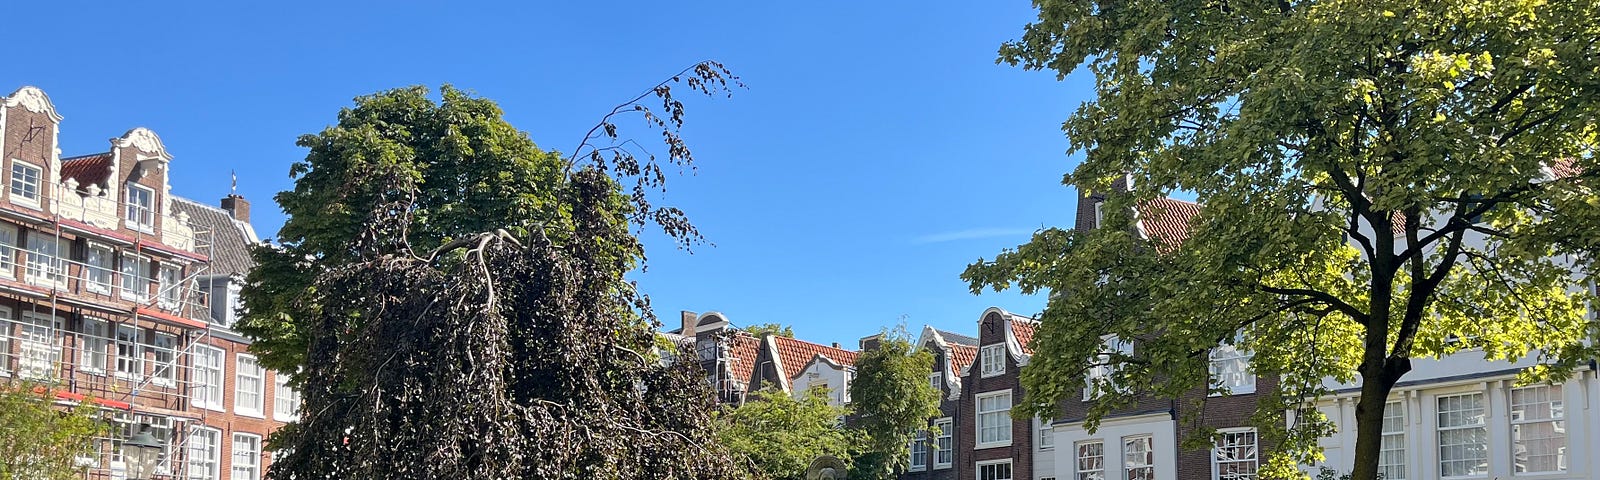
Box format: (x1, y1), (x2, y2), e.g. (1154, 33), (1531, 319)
(171, 196), (259, 276)
(60, 153), (114, 190)
(937, 329), (979, 346)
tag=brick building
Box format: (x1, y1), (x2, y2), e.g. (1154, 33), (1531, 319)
(668, 310), (860, 406)
(0, 85), (294, 479)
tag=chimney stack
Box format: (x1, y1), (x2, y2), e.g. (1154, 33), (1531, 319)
(831, 342), (841, 349)
(680, 310), (698, 338)
(220, 194), (250, 223)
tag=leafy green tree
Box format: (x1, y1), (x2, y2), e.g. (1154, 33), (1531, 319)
(971, 1), (1600, 479)
(0, 382), (109, 480)
(717, 387), (856, 480)
(258, 64), (750, 479)
(742, 323), (796, 338)
(847, 327), (941, 479)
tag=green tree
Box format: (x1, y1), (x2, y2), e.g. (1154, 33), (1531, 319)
(742, 323), (795, 338)
(847, 327), (941, 479)
(717, 387), (856, 480)
(258, 64), (750, 479)
(0, 382), (109, 480)
(970, 1), (1600, 479)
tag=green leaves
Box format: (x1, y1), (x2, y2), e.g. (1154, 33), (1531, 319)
(987, 0), (1600, 478)
(0, 382), (109, 480)
(847, 327), (941, 480)
(717, 388), (856, 480)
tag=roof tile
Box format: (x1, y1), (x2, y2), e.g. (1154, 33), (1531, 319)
(771, 335), (859, 381)
(59, 153), (114, 190)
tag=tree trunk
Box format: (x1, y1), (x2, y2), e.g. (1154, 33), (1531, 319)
(1349, 356), (1411, 480)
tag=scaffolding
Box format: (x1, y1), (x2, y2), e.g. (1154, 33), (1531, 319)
(0, 206), (217, 480)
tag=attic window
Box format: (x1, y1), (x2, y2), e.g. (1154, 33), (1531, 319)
(10, 161), (42, 205)
(126, 183), (155, 231)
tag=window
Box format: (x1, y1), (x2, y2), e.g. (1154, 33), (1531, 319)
(24, 234), (67, 287)
(121, 255), (151, 302)
(934, 418), (953, 468)
(978, 460), (1013, 480)
(18, 313), (62, 379)
(274, 373), (302, 421)
(1038, 418), (1055, 450)
(976, 390), (1013, 448)
(980, 344), (1006, 377)
(112, 414), (172, 471)
(80, 318), (110, 373)
(910, 431), (928, 471)
(0, 223), (17, 278)
(150, 332), (177, 387)
(1213, 429), (1258, 480)
(231, 433), (261, 480)
(126, 183), (155, 231)
(192, 345), (225, 411)
(1093, 201), (1104, 228)
(159, 263), (183, 309)
(236, 354), (265, 416)
(1085, 335), (1131, 400)
(929, 371), (943, 392)
(0, 307), (9, 375)
(1510, 385), (1565, 473)
(1208, 343), (1255, 395)
(1124, 436), (1154, 480)
(86, 245), (114, 294)
(1075, 442), (1104, 480)
(187, 426), (220, 480)
(10, 161), (42, 205)
(115, 324), (143, 379)
(1437, 393), (1488, 477)
(1380, 401), (1406, 480)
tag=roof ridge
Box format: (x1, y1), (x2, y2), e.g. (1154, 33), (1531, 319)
(61, 152), (111, 162)
(772, 334), (857, 353)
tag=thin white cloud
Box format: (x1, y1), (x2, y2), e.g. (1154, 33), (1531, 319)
(913, 228), (1034, 244)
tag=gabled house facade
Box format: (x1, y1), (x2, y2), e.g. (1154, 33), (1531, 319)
(670, 310), (860, 406)
(0, 85), (295, 480)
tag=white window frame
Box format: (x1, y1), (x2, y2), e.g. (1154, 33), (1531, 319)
(929, 371), (943, 392)
(976, 389), (1013, 449)
(187, 426), (221, 480)
(231, 433), (261, 480)
(1509, 384), (1565, 474)
(934, 417), (953, 469)
(24, 234), (68, 289)
(1212, 428), (1258, 480)
(1208, 343), (1255, 395)
(274, 372), (302, 422)
(910, 431), (928, 472)
(1092, 201), (1104, 228)
(158, 263), (184, 310)
(1085, 335), (1130, 400)
(17, 312), (63, 380)
(1436, 392), (1488, 478)
(126, 183), (156, 233)
(150, 332), (178, 387)
(0, 223), (17, 279)
(0, 306), (10, 376)
(192, 344), (226, 412)
(1379, 401), (1406, 480)
(1038, 418), (1055, 450)
(10, 160), (43, 208)
(980, 343), (1006, 377)
(235, 353), (265, 417)
(80, 318), (110, 374)
(1124, 435), (1154, 480)
(977, 459), (1014, 480)
(114, 323), (144, 381)
(1075, 441), (1105, 480)
(121, 254), (151, 302)
(86, 243), (114, 294)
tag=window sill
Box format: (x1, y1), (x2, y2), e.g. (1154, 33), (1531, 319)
(130, 224), (155, 235)
(113, 372), (141, 382)
(11, 199), (41, 211)
(910, 466), (927, 473)
(80, 367), (106, 376)
(980, 371), (1004, 378)
(198, 403), (226, 413)
(975, 441), (1012, 450)
(86, 285), (111, 295)
(235, 408), (264, 419)
(152, 379), (175, 388)
(934, 464), (952, 470)
(274, 413), (298, 423)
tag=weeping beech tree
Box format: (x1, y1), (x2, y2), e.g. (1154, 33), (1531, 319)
(255, 63), (752, 479)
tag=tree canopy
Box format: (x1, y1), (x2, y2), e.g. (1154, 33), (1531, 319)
(255, 64), (749, 479)
(968, 1), (1600, 479)
(847, 327), (941, 479)
(742, 323), (796, 338)
(0, 382), (108, 480)
(717, 387), (856, 480)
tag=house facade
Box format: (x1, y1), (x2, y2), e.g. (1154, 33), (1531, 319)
(0, 85), (295, 479)
(671, 310), (860, 406)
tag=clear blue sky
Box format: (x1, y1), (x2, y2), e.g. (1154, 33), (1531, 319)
(9, 1), (1093, 348)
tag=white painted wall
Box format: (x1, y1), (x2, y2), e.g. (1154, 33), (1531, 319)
(1036, 418), (1058, 479)
(791, 359), (852, 406)
(1052, 413), (1177, 480)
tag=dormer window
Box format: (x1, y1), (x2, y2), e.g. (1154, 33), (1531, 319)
(126, 183), (155, 232)
(10, 161), (42, 206)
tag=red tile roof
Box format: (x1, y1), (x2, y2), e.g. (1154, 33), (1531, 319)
(949, 343), (977, 374)
(727, 334), (761, 386)
(1549, 158), (1582, 179)
(1011, 319), (1038, 355)
(771, 335), (859, 381)
(59, 153), (114, 190)
(1136, 197), (1201, 250)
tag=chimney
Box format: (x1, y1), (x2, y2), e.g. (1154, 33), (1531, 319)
(680, 310), (698, 338)
(831, 342), (841, 349)
(220, 194), (250, 223)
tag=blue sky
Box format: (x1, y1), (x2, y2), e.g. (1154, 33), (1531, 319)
(9, 1), (1093, 347)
